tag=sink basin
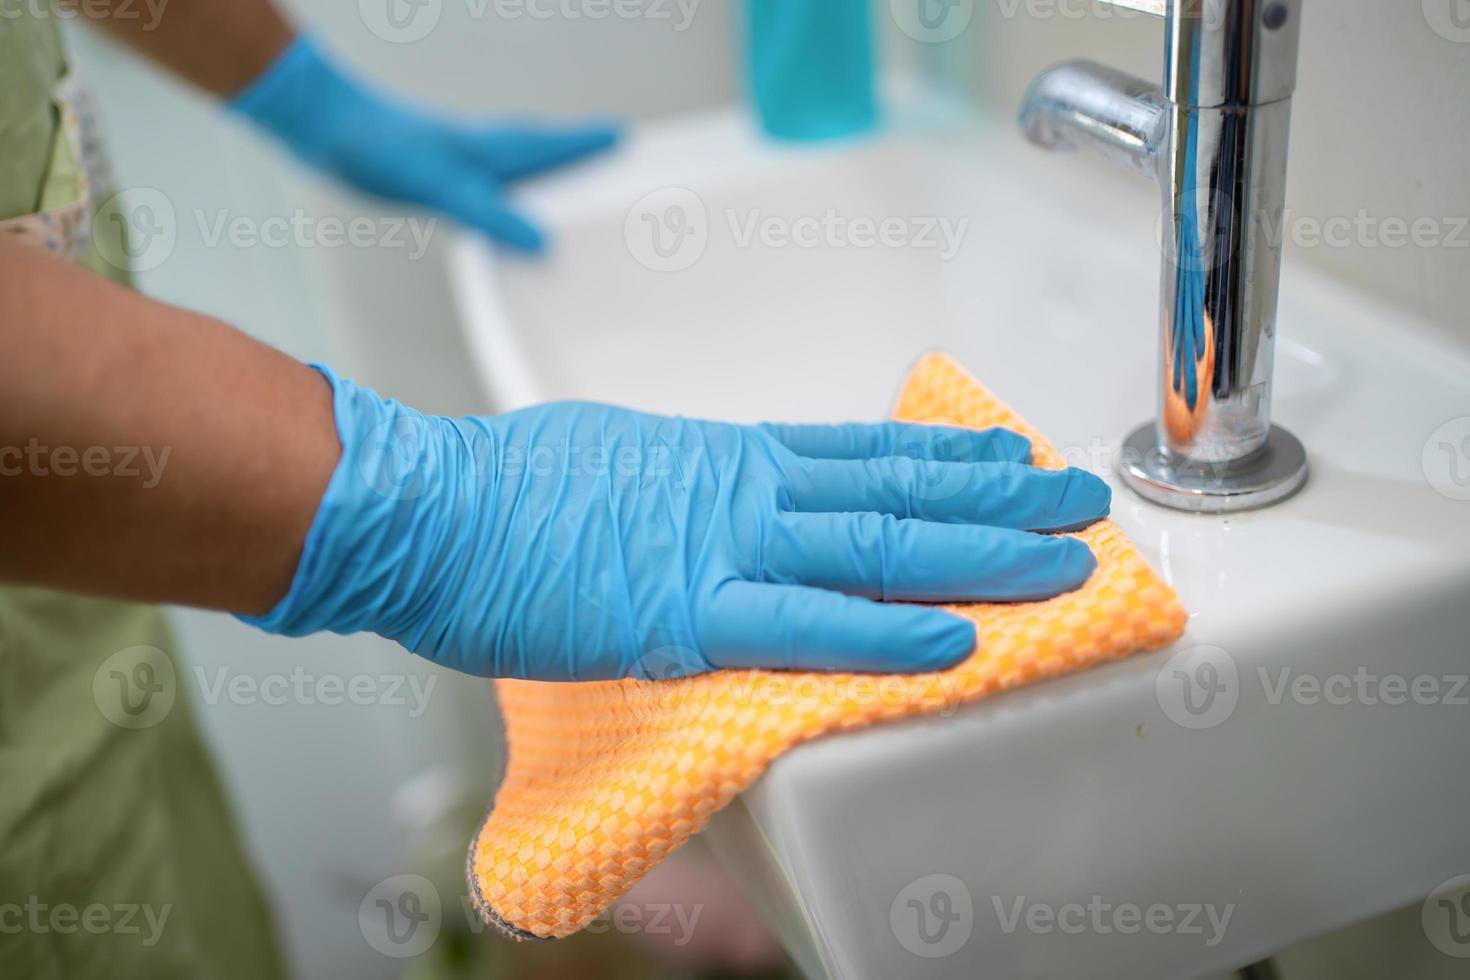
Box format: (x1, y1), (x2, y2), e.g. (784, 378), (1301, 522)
(448, 105), (1470, 979)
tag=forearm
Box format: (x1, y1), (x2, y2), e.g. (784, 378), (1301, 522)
(64, 0), (295, 96)
(0, 239), (338, 615)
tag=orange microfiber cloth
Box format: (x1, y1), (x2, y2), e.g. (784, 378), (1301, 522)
(468, 352), (1188, 941)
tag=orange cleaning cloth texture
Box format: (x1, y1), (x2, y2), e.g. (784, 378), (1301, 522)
(468, 351), (1188, 940)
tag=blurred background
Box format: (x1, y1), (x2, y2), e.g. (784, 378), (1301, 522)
(64, 2), (1470, 978)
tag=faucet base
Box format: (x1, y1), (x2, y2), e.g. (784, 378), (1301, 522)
(1118, 422), (1309, 513)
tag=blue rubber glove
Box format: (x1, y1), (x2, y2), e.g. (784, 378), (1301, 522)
(229, 35), (618, 252)
(244, 370), (1112, 680)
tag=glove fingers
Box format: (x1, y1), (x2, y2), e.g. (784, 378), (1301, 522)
(427, 180), (546, 252)
(790, 458), (1111, 532)
(758, 421), (1031, 464)
(699, 580), (975, 674)
(763, 512), (1097, 602)
(462, 123), (619, 182)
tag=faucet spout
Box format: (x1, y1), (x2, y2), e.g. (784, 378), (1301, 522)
(1020, 60), (1167, 182)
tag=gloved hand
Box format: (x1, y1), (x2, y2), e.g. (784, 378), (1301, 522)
(229, 35), (618, 252)
(245, 370), (1112, 680)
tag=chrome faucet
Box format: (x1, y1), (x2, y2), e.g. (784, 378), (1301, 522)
(1020, 0), (1308, 512)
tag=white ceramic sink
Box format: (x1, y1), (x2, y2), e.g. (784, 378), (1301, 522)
(449, 105), (1470, 980)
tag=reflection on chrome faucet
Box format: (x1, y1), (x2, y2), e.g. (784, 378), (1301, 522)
(1020, 0), (1310, 513)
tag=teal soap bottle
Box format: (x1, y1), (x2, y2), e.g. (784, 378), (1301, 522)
(743, 0), (879, 141)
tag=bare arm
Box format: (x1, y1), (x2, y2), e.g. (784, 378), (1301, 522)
(60, 0), (295, 96)
(0, 239), (338, 615)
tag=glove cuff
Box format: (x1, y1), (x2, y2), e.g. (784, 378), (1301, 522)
(237, 365), (458, 650)
(228, 34), (368, 170)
